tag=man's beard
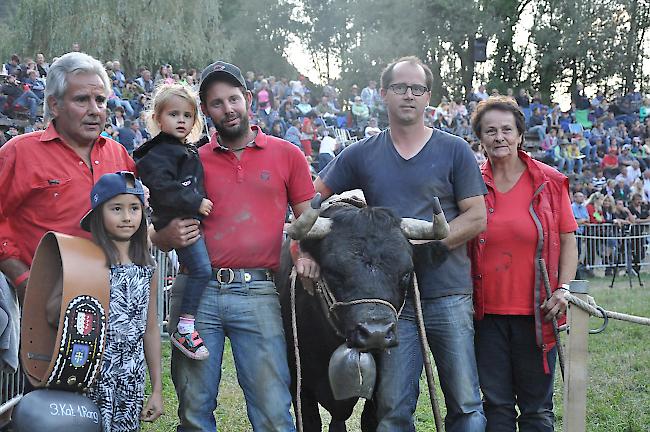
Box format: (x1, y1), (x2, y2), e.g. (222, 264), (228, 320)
(215, 112), (250, 140)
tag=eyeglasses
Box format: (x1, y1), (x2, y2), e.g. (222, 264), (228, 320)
(388, 83), (429, 96)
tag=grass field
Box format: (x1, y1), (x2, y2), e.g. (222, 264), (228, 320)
(143, 276), (650, 431)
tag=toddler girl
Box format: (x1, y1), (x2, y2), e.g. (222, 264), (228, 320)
(133, 82), (211, 360)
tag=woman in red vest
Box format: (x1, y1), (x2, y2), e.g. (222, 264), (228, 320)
(468, 96), (578, 431)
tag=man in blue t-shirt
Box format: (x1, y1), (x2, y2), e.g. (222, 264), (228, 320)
(315, 56), (487, 431)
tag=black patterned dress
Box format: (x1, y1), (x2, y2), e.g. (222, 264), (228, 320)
(88, 264), (154, 432)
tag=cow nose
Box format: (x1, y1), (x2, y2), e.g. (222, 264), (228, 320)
(350, 322), (397, 351)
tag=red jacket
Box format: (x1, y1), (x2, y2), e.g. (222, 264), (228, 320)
(469, 150), (574, 373)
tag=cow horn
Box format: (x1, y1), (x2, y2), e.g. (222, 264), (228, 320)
(287, 193), (333, 240)
(400, 197), (450, 240)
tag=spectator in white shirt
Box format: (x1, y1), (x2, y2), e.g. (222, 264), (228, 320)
(317, 129), (339, 173)
(364, 117), (381, 138)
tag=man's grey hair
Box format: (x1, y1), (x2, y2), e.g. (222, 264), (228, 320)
(44, 52), (112, 121)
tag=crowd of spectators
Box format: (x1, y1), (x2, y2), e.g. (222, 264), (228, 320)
(2, 50), (650, 222)
(0, 50), (389, 173)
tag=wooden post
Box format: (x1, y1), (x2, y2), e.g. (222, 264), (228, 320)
(563, 280), (589, 432)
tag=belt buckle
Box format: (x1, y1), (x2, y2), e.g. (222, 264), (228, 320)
(216, 268), (235, 284)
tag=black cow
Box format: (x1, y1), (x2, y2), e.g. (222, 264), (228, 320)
(276, 195), (449, 432)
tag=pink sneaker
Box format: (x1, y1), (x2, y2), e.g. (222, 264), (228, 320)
(171, 330), (209, 360)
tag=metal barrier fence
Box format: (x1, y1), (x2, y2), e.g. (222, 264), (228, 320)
(575, 222), (650, 272)
(0, 276), (24, 425)
(154, 248), (178, 337)
(0, 369), (24, 421)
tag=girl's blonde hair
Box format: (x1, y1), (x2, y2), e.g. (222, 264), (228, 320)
(145, 82), (204, 143)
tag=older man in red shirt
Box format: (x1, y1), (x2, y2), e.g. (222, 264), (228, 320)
(0, 52), (134, 302)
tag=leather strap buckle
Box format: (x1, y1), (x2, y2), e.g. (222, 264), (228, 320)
(216, 268), (236, 284)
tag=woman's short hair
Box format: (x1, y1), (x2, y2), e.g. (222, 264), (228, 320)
(44, 52), (112, 121)
(471, 96), (526, 139)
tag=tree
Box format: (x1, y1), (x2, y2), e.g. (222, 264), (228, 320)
(488, 0), (532, 92)
(297, 0), (353, 81)
(618, 0), (650, 92)
(328, 0), (499, 103)
(0, 0), (229, 74)
(220, 0), (300, 78)
(530, 0), (622, 100)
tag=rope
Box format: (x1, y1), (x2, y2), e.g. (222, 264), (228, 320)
(538, 259), (565, 380)
(290, 268), (303, 432)
(412, 274), (444, 432)
(565, 293), (650, 326)
(330, 298), (401, 317)
(315, 277), (406, 337)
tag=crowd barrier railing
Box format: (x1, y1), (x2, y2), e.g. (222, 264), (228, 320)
(153, 248), (178, 337)
(575, 222), (650, 272)
(0, 276), (23, 425)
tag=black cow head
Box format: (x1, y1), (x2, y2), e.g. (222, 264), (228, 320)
(290, 194), (450, 352)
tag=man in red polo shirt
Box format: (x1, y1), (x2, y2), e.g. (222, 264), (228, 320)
(153, 61), (315, 431)
(0, 52), (134, 302)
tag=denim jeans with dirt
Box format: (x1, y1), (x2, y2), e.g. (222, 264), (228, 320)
(169, 275), (295, 432)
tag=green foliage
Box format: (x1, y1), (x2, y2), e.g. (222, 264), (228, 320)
(530, 0), (650, 99)
(220, 0), (300, 78)
(488, 0), (528, 91)
(319, 0), (500, 103)
(1, 0), (648, 101)
(0, 0), (231, 74)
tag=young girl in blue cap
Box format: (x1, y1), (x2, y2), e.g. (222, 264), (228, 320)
(80, 171), (163, 432)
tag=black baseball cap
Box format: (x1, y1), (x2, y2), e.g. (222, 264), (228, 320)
(199, 61), (247, 100)
(80, 171), (145, 231)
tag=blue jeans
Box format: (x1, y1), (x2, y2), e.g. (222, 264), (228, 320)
(169, 275), (295, 432)
(528, 125), (546, 141)
(107, 98), (135, 117)
(374, 294), (486, 432)
(175, 236), (212, 316)
(475, 315), (556, 432)
(580, 143), (598, 162)
(566, 157), (583, 175)
(15, 90), (41, 120)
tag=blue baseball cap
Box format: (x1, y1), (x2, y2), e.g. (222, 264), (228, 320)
(80, 171), (145, 231)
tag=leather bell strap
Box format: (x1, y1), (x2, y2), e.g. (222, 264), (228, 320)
(21, 232), (110, 391)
